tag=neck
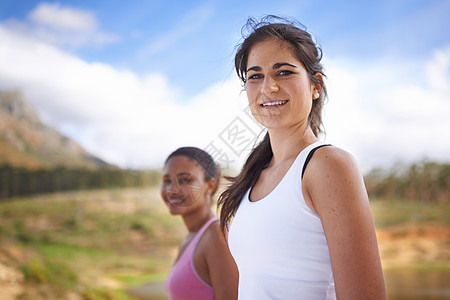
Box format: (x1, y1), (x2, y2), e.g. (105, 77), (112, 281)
(268, 124), (317, 165)
(182, 205), (215, 233)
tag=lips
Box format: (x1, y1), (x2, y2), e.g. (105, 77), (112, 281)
(260, 100), (288, 108)
(166, 192), (184, 205)
(167, 199), (183, 205)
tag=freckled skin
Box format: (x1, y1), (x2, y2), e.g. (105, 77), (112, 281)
(303, 148), (386, 299)
(245, 39), (316, 133)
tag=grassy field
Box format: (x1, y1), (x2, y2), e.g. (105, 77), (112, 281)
(371, 198), (450, 274)
(0, 187), (449, 299)
(0, 187), (185, 300)
(370, 198), (450, 228)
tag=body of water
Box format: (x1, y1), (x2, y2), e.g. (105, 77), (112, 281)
(385, 269), (450, 299)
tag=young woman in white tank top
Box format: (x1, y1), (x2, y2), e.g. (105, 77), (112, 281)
(218, 16), (386, 300)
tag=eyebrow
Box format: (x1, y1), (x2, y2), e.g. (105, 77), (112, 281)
(246, 62), (297, 73)
(163, 172), (192, 178)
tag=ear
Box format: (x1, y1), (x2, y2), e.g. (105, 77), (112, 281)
(311, 73), (324, 97)
(205, 177), (217, 197)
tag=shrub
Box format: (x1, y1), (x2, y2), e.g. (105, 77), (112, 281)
(20, 257), (78, 288)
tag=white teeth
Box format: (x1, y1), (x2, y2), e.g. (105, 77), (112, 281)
(168, 199), (183, 205)
(262, 100), (287, 107)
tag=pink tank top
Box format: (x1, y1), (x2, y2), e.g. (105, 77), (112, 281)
(165, 217), (217, 300)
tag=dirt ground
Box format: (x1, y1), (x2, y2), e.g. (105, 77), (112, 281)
(377, 225), (450, 269)
(0, 244), (26, 300)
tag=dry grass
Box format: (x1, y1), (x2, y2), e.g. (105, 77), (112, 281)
(0, 188), (449, 299)
(0, 187), (184, 299)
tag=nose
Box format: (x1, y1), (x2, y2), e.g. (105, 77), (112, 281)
(261, 75), (279, 94)
(164, 179), (179, 193)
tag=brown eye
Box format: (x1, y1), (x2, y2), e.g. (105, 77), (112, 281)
(178, 176), (191, 185)
(248, 73), (263, 80)
(278, 70), (294, 76)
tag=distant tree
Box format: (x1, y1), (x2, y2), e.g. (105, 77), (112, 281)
(364, 160), (449, 203)
(0, 165), (162, 199)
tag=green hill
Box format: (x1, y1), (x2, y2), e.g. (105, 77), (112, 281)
(0, 90), (112, 169)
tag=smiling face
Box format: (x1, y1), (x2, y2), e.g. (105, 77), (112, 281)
(245, 38), (320, 131)
(161, 155), (213, 215)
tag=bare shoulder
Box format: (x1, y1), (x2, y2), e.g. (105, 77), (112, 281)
(195, 220), (229, 270)
(203, 220), (221, 237)
(305, 147), (386, 299)
(313, 145), (358, 167)
(306, 145), (361, 181)
(199, 221), (239, 298)
(303, 145), (367, 214)
(199, 220), (227, 249)
(197, 219), (237, 274)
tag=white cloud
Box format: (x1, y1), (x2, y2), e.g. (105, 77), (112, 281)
(0, 11), (448, 172)
(323, 47), (450, 172)
(3, 2), (117, 49)
(426, 46), (450, 95)
(29, 2), (97, 31)
(0, 24), (248, 169)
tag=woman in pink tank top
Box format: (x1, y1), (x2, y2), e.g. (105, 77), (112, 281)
(161, 147), (238, 300)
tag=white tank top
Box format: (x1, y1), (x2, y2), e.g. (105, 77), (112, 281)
(228, 142), (336, 300)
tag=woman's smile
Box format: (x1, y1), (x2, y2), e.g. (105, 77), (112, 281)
(166, 197), (184, 206)
(245, 39), (316, 130)
(260, 99), (289, 108)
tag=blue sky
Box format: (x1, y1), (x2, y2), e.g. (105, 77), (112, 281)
(0, 0), (449, 170)
(2, 0), (447, 97)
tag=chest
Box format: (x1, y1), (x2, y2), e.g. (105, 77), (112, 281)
(228, 185), (328, 268)
(250, 160), (294, 202)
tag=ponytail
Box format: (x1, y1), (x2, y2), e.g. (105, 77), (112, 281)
(218, 133), (272, 232)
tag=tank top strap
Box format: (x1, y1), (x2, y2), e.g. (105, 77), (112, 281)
(189, 217), (218, 248)
(301, 143), (332, 179)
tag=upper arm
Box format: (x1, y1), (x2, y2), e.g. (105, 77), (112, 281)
(303, 147), (386, 299)
(202, 222), (238, 300)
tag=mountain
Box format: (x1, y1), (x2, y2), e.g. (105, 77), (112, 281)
(0, 90), (113, 169)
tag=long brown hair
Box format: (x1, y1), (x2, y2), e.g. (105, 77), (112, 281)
(218, 15), (327, 231)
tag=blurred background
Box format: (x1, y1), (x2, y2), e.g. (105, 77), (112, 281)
(0, 0), (449, 299)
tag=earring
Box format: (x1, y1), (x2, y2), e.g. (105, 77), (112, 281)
(314, 92), (320, 99)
